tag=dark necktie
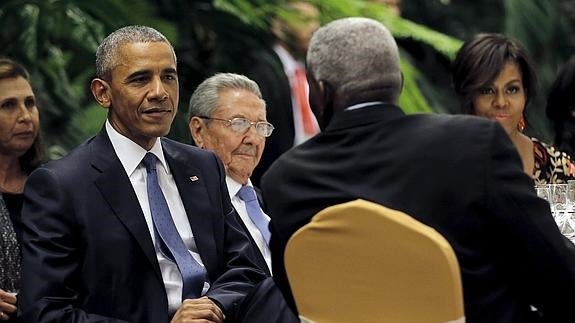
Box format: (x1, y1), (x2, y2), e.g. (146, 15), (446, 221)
(237, 185), (271, 245)
(0, 194), (20, 292)
(142, 153), (204, 299)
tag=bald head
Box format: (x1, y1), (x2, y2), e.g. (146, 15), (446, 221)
(306, 17), (402, 105)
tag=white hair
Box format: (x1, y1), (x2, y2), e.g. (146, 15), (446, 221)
(188, 72), (264, 120)
(306, 17), (402, 100)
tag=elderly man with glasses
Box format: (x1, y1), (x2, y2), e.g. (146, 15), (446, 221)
(189, 73), (274, 277)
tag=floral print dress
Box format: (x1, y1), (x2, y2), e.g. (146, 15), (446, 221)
(532, 137), (575, 184)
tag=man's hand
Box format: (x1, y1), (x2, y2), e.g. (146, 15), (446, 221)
(0, 289), (17, 321)
(171, 296), (225, 323)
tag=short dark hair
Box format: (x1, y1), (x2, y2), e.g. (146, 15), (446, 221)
(0, 57), (46, 174)
(451, 33), (537, 115)
(95, 25), (175, 80)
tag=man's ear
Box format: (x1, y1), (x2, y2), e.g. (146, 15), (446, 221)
(189, 117), (204, 148)
(307, 76), (323, 113)
(318, 80), (333, 107)
(91, 78), (112, 108)
(318, 80), (335, 129)
(308, 76), (334, 131)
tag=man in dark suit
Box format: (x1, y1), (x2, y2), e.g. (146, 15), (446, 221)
(20, 25), (266, 323)
(188, 72), (273, 276)
(244, 1), (320, 187)
(188, 72), (299, 323)
(261, 17), (575, 322)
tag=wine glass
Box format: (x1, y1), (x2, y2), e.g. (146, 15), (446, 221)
(535, 185), (551, 205)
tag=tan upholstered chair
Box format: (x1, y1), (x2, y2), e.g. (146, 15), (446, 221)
(284, 199), (465, 323)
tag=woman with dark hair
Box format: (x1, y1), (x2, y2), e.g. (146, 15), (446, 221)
(0, 58), (45, 322)
(452, 33), (574, 184)
(546, 55), (575, 159)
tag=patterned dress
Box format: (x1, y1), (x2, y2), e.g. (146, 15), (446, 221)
(532, 137), (575, 185)
(0, 193), (21, 292)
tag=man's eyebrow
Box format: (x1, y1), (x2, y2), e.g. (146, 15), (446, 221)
(125, 70), (151, 82)
(163, 67), (177, 74)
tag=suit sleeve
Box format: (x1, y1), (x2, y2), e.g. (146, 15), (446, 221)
(20, 167), (128, 323)
(486, 124), (575, 319)
(203, 153), (267, 320)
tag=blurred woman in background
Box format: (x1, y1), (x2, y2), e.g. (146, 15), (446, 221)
(0, 58), (45, 322)
(452, 33), (574, 184)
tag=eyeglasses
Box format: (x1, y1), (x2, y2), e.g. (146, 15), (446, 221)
(198, 116), (275, 137)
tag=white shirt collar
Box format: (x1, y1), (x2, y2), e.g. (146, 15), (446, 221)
(345, 101), (386, 111)
(273, 43), (303, 77)
(105, 119), (169, 176)
(225, 176), (253, 200)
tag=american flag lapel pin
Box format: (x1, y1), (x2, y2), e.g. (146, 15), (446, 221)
(190, 175), (199, 182)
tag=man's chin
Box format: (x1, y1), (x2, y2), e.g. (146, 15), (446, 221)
(229, 164), (256, 183)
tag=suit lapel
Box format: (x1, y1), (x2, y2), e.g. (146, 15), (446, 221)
(90, 131), (162, 282)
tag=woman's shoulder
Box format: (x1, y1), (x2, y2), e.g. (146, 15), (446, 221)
(532, 137), (571, 161)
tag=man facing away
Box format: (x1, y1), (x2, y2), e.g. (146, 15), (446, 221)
(188, 72), (273, 276)
(261, 17), (575, 322)
(20, 25), (266, 322)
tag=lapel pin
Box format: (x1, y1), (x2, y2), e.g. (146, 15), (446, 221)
(190, 175), (199, 182)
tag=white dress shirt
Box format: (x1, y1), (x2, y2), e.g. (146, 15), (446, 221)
(106, 120), (208, 314)
(226, 177), (272, 273)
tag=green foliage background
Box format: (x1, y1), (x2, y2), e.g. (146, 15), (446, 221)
(1, 0), (573, 157)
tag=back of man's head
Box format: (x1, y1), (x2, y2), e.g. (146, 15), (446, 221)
(306, 17), (402, 105)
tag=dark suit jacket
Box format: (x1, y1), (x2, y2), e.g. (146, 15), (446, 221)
(262, 104), (575, 323)
(243, 48), (295, 187)
(20, 130), (266, 322)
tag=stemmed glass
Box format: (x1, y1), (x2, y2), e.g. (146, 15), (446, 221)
(567, 180), (575, 211)
(550, 184), (569, 230)
(550, 183), (568, 211)
(535, 185), (551, 204)
(563, 180), (575, 242)
(540, 183), (575, 242)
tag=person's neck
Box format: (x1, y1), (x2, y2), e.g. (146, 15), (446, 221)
(508, 129), (527, 146)
(508, 130), (535, 176)
(0, 154), (26, 193)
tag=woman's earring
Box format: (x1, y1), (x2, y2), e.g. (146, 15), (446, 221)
(517, 116), (526, 132)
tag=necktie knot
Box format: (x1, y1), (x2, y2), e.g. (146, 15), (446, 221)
(294, 66), (306, 78)
(238, 185), (258, 203)
(142, 153), (157, 172)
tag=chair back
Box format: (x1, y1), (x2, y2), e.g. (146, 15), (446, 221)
(284, 199), (465, 323)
